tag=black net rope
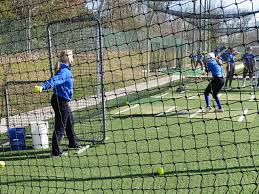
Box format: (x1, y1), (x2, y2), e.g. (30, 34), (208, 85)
(0, 0), (258, 193)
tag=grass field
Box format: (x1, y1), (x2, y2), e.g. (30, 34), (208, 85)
(0, 78), (259, 194)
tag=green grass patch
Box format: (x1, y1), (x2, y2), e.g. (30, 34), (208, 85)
(1, 79), (259, 193)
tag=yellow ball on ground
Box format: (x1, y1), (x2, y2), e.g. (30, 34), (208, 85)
(157, 167), (164, 175)
(126, 101), (129, 105)
(0, 161), (5, 168)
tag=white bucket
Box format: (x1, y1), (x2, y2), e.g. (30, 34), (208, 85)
(30, 121), (49, 149)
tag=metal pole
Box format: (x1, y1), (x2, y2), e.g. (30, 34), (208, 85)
(96, 0), (105, 97)
(207, 0), (210, 51)
(4, 85), (10, 129)
(27, 5), (31, 54)
(180, 30), (184, 87)
(146, 8), (155, 84)
(47, 24), (54, 76)
(199, 0), (202, 51)
(96, 26), (102, 98)
(96, 0), (106, 143)
(147, 27), (151, 79)
(203, 0), (206, 52)
(176, 20), (185, 92)
(96, 20), (106, 143)
(192, 0), (196, 53)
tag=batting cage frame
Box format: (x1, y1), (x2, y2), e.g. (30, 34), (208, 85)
(47, 15), (107, 143)
(4, 80), (45, 130)
(3, 15), (107, 144)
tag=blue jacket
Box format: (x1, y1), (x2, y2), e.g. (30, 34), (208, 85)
(214, 50), (219, 57)
(220, 50), (229, 62)
(42, 64), (74, 101)
(224, 52), (236, 65)
(197, 53), (203, 60)
(189, 53), (196, 59)
(207, 59), (224, 78)
(242, 53), (256, 65)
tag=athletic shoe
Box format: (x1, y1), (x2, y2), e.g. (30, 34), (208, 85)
(223, 87), (231, 90)
(205, 106), (211, 113)
(52, 152), (68, 157)
(216, 108), (224, 112)
(61, 152), (68, 156)
(66, 145), (91, 155)
(68, 144), (81, 149)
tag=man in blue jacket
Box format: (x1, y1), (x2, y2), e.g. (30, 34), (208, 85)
(34, 50), (80, 156)
(204, 52), (225, 113)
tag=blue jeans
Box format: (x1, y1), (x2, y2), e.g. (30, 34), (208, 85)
(51, 94), (79, 156)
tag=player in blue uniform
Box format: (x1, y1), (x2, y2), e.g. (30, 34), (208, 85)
(214, 46), (226, 58)
(214, 49), (219, 57)
(204, 52), (225, 113)
(189, 52), (196, 69)
(242, 46), (256, 88)
(195, 51), (204, 71)
(225, 47), (237, 89)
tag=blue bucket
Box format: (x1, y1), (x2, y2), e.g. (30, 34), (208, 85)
(8, 128), (26, 150)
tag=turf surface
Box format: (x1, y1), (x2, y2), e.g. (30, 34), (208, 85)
(1, 79), (259, 194)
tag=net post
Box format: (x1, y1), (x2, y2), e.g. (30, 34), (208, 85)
(3, 83), (10, 130)
(46, 24), (54, 77)
(96, 0), (107, 143)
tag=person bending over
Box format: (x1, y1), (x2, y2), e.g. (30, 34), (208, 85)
(204, 52), (225, 113)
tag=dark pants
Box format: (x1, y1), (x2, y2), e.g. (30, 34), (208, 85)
(51, 94), (79, 156)
(195, 59), (204, 70)
(191, 59), (196, 69)
(204, 77), (225, 99)
(243, 64), (254, 79)
(225, 64), (235, 87)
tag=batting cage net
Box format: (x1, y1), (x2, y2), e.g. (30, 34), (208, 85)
(0, 0), (259, 193)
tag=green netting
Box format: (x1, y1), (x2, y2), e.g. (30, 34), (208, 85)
(161, 68), (205, 76)
(0, 0), (259, 193)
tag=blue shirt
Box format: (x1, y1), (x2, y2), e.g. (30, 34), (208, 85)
(227, 53), (236, 65)
(189, 53), (196, 59)
(220, 49), (234, 62)
(42, 64), (74, 101)
(242, 53), (256, 65)
(214, 50), (219, 57)
(207, 60), (224, 77)
(220, 51), (229, 62)
(197, 53), (203, 60)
